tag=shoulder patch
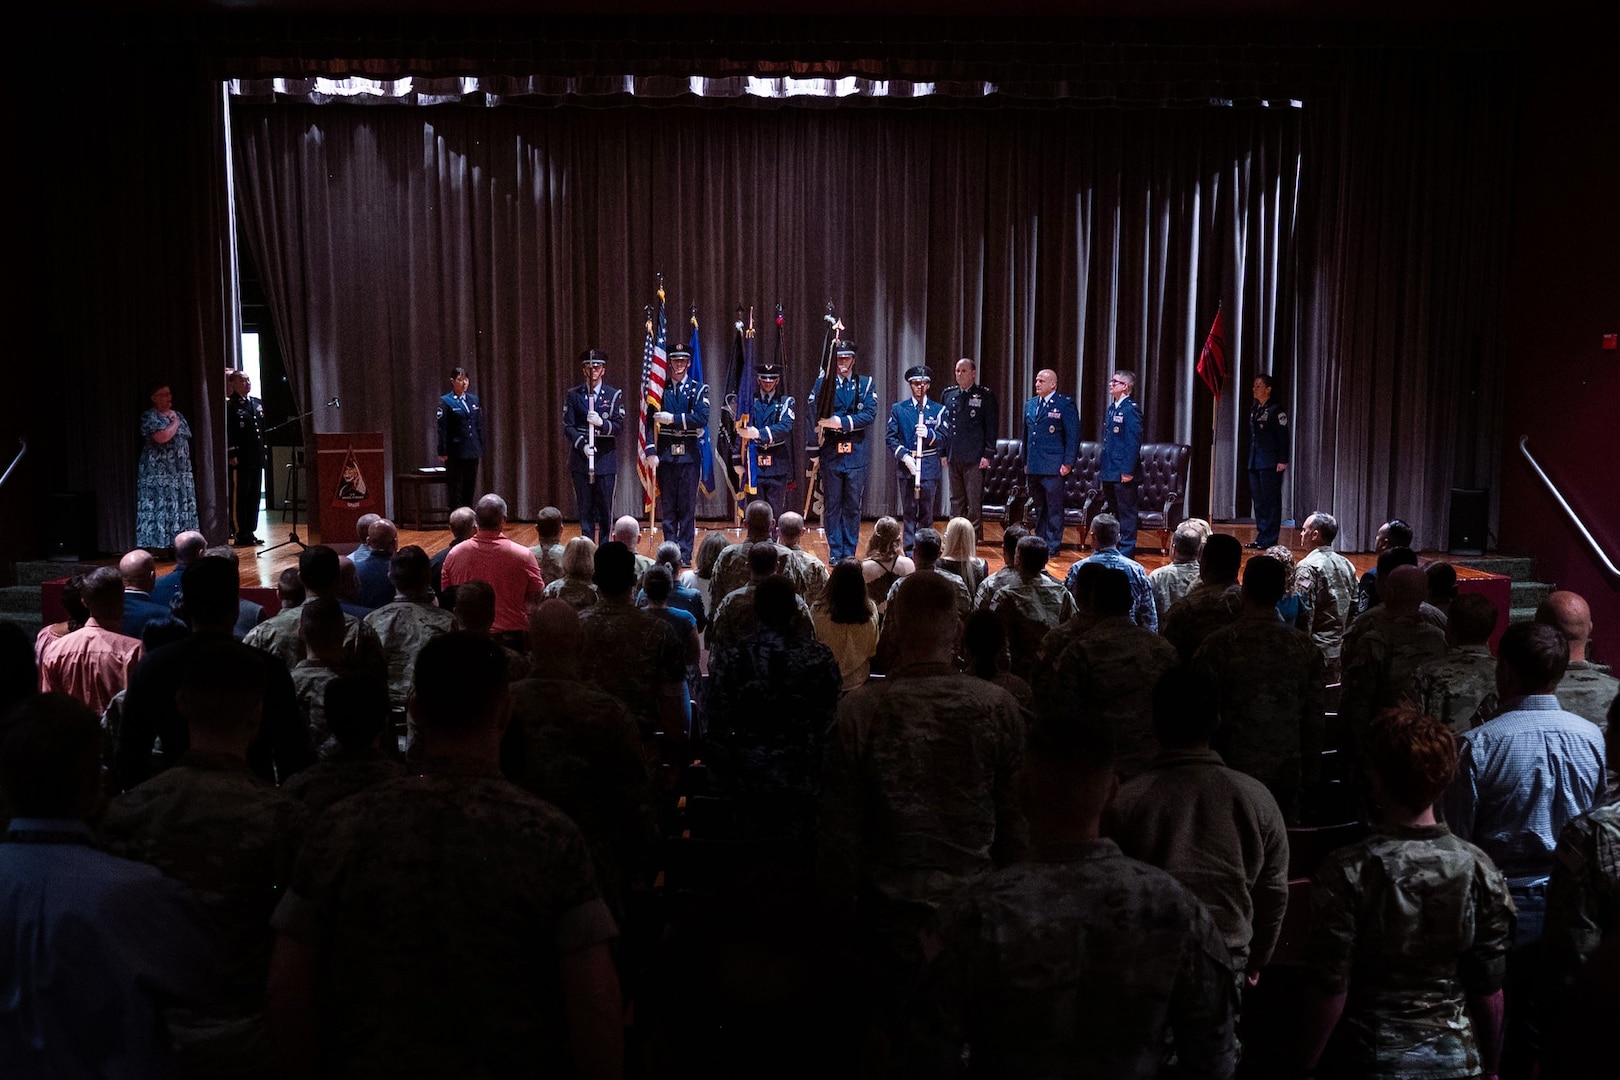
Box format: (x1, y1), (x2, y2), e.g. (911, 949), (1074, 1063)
(1278, 412), (1288, 426)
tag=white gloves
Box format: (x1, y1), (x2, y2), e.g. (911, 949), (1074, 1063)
(914, 422), (929, 440)
(587, 410), (603, 428)
(654, 411), (674, 425)
(903, 455), (921, 478)
(742, 426), (760, 440)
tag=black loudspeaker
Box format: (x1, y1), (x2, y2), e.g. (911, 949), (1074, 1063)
(42, 491), (99, 561)
(1448, 488), (1489, 555)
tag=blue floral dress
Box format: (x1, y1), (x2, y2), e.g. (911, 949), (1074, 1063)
(136, 408), (199, 548)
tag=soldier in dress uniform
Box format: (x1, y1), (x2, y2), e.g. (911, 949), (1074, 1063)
(644, 342), (710, 565)
(885, 365), (948, 556)
(737, 361), (795, 522)
(1022, 369), (1080, 554)
(940, 357), (999, 541)
(563, 349), (626, 545)
(226, 370), (267, 546)
(806, 339), (879, 564)
(1100, 370), (1144, 557)
(1247, 374), (1290, 549)
(435, 366), (484, 512)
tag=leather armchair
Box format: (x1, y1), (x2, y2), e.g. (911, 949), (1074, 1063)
(980, 438), (1027, 527)
(1062, 441), (1105, 545)
(1135, 442), (1192, 555)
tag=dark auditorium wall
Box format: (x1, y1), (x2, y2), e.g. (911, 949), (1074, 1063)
(1500, 32), (1620, 665)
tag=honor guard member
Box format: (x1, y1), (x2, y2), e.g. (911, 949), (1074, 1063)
(645, 341), (710, 565)
(227, 370), (268, 546)
(738, 361), (796, 521)
(806, 339), (879, 564)
(885, 365), (948, 556)
(940, 357), (999, 543)
(1247, 374), (1290, 548)
(1100, 369), (1144, 557)
(436, 366), (484, 511)
(1022, 369), (1080, 555)
(563, 349), (625, 545)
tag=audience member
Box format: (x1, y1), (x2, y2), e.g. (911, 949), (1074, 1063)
(692, 529), (731, 622)
(906, 710), (1236, 1078)
(577, 542), (689, 743)
(1293, 510), (1360, 680)
(1, 693), (222, 1076)
(1160, 532), (1243, 662)
(711, 502), (783, 603)
(709, 541), (817, 657)
(440, 493), (544, 650)
(281, 675), (405, 813)
(1536, 589), (1619, 728)
(268, 633), (622, 1078)
(1109, 667), (1290, 988)
(118, 548), (180, 641)
(1029, 560), (1108, 688)
(1413, 592), (1502, 733)
(778, 511), (831, 605)
(986, 535), (1078, 681)
(528, 505), (567, 584)
(1340, 564), (1448, 745)
(429, 504), (477, 606)
(541, 535), (600, 612)
(1066, 513), (1157, 631)
(1353, 517), (1414, 617)
(1426, 560), (1460, 616)
(1147, 523), (1204, 624)
(640, 565), (699, 736)
(1341, 546), (1447, 659)
(611, 515), (657, 587)
(151, 528), (207, 608)
(811, 558), (882, 693)
(862, 515), (915, 612)
(34, 572), (87, 663)
(883, 527), (971, 616)
(244, 545), (385, 677)
(363, 544), (454, 712)
(448, 579), (532, 683)
(200, 544), (267, 639)
(347, 513), (382, 569)
(937, 516), (988, 599)
(1301, 704), (1511, 1079)
(38, 565), (141, 715)
(290, 597), (348, 752)
(1265, 544), (1312, 632)
(352, 517), (400, 609)
(637, 541), (707, 634)
(960, 608), (1033, 712)
(973, 524), (1028, 610)
(100, 641), (306, 1072)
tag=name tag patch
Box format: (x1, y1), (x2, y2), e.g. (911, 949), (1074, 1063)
(757, 454), (773, 467)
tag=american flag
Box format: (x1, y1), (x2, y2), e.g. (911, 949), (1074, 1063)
(637, 292), (668, 513)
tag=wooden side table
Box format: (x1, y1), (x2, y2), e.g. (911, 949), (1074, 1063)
(395, 470), (450, 531)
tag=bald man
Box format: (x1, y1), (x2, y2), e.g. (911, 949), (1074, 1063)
(118, 549), (179, 641)
(152, 530), (207, 608)
(1022, 369), (1080, 554)
(1537, 591), (1619, 730)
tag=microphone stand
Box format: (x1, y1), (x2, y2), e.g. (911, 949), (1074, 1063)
(260, 398), (340, 558)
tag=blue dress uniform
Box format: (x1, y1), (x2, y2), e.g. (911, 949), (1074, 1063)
(1023, 391), (1080, 553)
(940, 379), (999, 539)
(806, 342), (879, 564)
(436, 391), (484, 511)
(563, 349), (626, 545)
(649, 346), (710, 564)
(748, 365), (796, 521)
(1100, 392), (1144, 556)
(1248, 396), (1291, 547)
(885, 367), (949, 555)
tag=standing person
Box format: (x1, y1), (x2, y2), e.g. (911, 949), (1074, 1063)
(644, 342), (710, 565)
(884, 365), (946, 556)
(940, 357), (998, 542)
(436, 366), (484, 512)
(1294, 511), (1361, 681)
(226, 370), (267, 547)
(805, 339), (878, 565)
(136, 382), (199, 553)
(563, 349), (625, 545)
(1022, 368), (1080, 555)
(1247, 374), (1290, 549)
(1100, 369), (1144, 557)
(738, 361), (795, 522)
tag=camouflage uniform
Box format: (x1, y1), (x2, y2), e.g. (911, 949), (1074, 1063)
(1413, 644), (1499, 735)
(1341, 600), (1448, 665)
(577, 597), (688, 739)
(885, 564), (972, 619)
(290, 659), (343, 753)
(1191, 609), (1327, 823)
(280, 748), (406, 814)
(503, 673), (659, 920)
(1294, 544), (1358, 676)
(1543, 801), (1620, 1076)
(1556, 660), (1618, 731)
(100, 750), (308, 1071)
(1340, 613), (1449, 740)
(539, 577), (598, 612)
(709, 539), (786, 603)
(1027, 610), (1102, 693)
(819, 667), (1027, 936)
(984, 572), (1079, 681)
(875, 567), (974, 670)
(243, 605), (387, 680)
(707, 628), (842, 838)
(363, 598), (454, 709)
(706, 582), (817, 657)
(271, 771), (617, 1078)
(1160, 582), (1242, 663)
(1306, 824), (1514, 1079)
(972, 563), (1021, 611)
(1039, 615), (1179, 779)
(1148, 558), (1201, 624)
(528, 540), (566, 585)
(905, 839), (1237, 1079)
(782, 544), (832, 608)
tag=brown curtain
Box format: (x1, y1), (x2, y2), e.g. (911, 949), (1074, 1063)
(230, 101), (1304, 533)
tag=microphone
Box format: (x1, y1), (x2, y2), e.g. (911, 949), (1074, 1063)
(328, 397), (341, 408)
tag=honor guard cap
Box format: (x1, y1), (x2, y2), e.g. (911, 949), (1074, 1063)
(669, 343), (692, 361)
(579, 348), (608, 366)
(835, 340), (858, 356)
(905, 365), (933, 383)
(757, 363), (782, 378)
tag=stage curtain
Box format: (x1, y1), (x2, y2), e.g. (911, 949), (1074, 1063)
(230, 101), (1304, 533)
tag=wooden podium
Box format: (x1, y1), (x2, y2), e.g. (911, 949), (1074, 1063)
(314, 432), (385, 545)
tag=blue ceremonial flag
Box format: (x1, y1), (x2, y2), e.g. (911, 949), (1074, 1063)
(733, 311), (758, 519)
(691, 310), (716, 498)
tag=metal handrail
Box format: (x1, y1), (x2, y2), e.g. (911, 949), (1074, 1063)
(1519, 435), (1620, 583)
(0, 438), (23, 491)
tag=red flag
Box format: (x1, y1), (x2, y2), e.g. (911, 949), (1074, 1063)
(1197, 306), (1228, 399)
